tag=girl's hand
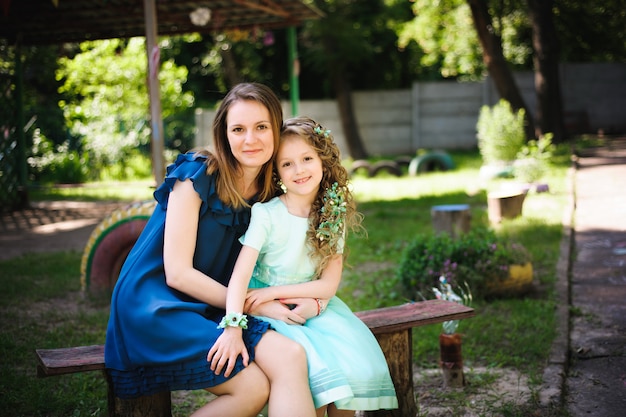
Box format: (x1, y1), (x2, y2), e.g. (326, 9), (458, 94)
(206, 327), (248, 377)
(280, 297), (323, 320)
(247, 299), (307, 325)
(245, 288), (276, 311)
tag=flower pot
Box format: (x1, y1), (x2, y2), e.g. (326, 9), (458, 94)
(486, 262), (533, 297)
(487, 190), (527, 223)
(439, 333), (465, 388)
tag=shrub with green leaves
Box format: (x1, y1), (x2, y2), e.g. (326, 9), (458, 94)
(514, 133), (556, 183)
(397, 227), (531, 299)
(476, 99), (526, 164)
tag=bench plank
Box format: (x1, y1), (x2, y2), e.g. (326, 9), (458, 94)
(355, 299), (475, 334)
(36, 344), (105, 377)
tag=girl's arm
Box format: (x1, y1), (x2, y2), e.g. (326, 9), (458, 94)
(245, 254), (343, 311)
(206, 245), (259, 376)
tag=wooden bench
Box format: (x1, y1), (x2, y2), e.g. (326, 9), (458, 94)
(36, 299), (474, 417)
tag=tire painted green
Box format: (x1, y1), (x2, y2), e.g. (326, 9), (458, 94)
(408, 152), (455, 176)
(80, 201), (155, 293)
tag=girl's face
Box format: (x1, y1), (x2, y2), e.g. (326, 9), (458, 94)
(226, 99), (275, 172)
(276, 135), (323, 199)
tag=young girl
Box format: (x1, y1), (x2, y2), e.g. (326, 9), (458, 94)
(208, 116), (398, 416)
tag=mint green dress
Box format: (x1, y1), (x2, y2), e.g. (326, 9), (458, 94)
(241, 197), (398, 411)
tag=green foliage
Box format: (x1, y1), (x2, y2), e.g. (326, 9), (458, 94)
(514, 133), (556, 183)
(398, 0), (533, 79)
(397, 227), (531, 299)
(98, 150), (154, 181)
(477, 99), (527, 164)
(56, 38), (194, 179)
(28, 129), (90, 183)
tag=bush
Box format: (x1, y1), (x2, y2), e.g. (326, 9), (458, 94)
(514, 133), (556, 183)
(476, 99), (526, 164)
(397, 227), (531, 299)
(27, 130), (90, 184)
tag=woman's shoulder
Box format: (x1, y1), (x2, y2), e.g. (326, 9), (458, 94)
(154, 152), (216, 207)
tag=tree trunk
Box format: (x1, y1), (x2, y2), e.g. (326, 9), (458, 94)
(332, 71), (368, 159)
(527, 0), (566, 143)
(220, 44), (243, 88)
(466, 0), (535, 139)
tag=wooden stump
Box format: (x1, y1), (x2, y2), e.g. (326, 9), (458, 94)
(431, 204), (471, 238)
(487, 191), (526, 223)
(107, 373), (172, 417)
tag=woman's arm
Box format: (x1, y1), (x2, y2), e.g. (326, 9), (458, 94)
(245, 255), (343, 311)
(163, 179), (229, 307)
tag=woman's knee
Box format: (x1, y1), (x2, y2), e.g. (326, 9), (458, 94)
(210, 363), (270, 402)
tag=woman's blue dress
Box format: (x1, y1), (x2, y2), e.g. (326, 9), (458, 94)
(105, 153), (270, 399)
(243, 197), (398, 411)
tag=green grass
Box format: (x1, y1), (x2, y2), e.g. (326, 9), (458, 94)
(0, 147), (572, 416)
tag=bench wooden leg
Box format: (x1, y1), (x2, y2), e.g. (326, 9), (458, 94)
(106, 371), (172, 417)
(362, 329), (417, 417)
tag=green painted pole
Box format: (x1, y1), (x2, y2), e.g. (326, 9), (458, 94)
(286, 26), (299, 116)
(15, 43), (28, 207)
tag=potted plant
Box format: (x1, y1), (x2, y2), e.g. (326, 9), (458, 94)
(397, 227), (532, 299)
(513, 133), (556, 192)
(476, 99), (527, 180)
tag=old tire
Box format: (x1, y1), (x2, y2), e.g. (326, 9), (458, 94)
(370, 160), (402, 177)
(349, 159), (372, 177)
(80, 200), (156, 294)
(408, 152), (455, 176)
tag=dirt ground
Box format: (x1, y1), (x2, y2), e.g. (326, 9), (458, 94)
(0, 200), (126, 261)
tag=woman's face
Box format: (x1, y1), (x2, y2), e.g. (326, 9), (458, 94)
(226, 99), (275, 172)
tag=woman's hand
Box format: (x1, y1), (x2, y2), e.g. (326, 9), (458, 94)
(206, 327), (247, 377)
(247, 299), (308, 325)
(281, 297), (324, 320)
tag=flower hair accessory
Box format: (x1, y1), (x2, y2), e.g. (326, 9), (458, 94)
(316, 182), (347, 249)
(313, 126), (331, 138)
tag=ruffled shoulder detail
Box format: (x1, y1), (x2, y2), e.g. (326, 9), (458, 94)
(154, 152), (232, 218)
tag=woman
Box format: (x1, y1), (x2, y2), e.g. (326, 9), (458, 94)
(105, 83), (316, 417)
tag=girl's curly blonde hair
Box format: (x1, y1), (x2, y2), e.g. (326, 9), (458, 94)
(279, 116), (364, 276)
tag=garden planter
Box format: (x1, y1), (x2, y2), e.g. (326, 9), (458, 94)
(485, 262), (533, 297)
(487, 190), (527, 223)
(439, 333), (465, 388)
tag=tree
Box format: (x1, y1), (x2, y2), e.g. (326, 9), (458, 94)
(527, 0), (565, 142)
(466, 0), (535, 139)
(299, 0), (418, 159)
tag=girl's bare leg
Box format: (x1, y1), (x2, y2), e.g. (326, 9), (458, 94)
(191, 362), (269, 417)
(254, 330), (316, 417)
